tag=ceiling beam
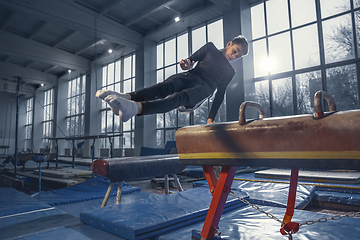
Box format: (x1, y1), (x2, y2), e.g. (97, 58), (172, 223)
(209, 0), (233, 12)
(0, 61), (57, 85)
(0, 12), (16, 31)
(0, 0), (142, 49)
(0, 78), (36, 96)
(24, 60), (35, 68)
(75, 39), (105, 55)
(0, 32), (89, 72)
(99, 0), (124, 15)
(28, 21), (49, 40)
(53, 30), (77, 48)
(44, 65), (58, 73)
(165, 6), (182, 17)
(125, 0), (177, 27)
(147, 17), (162, 26)
(194, 0), (206, 4)
(145, 2), (216, 38)
(2, 56), (10, 62)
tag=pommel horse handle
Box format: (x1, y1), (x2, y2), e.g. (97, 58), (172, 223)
(313, 90), (337, 119)
(239, 101), (265, 125)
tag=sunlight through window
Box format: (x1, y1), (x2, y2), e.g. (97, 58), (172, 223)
(261, 57), (276, 72)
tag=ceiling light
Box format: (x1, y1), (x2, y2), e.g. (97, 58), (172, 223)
(108, 49), (113, 54)
(68, 69), (72, 73)
(175, 17), (180, 22)
(40, 83), (45, 87)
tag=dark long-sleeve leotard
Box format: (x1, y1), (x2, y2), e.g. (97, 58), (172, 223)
(188, 42), (235, 120)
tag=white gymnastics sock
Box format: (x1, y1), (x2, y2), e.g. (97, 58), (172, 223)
(103, 95), (138, 122)
(96, 89), (130, 100)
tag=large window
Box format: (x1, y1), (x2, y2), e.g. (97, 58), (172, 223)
(251, 0), (360, 117)
(156, 18), (225, 147)
(67, 76), (86, 137)
(42, 88), (54, 148)
(25, 98), (33, 151)
(99, 53), (136, 150)
(156, 32), (189, 148)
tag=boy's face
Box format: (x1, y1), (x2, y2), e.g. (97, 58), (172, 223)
(223, 42), (243, 62)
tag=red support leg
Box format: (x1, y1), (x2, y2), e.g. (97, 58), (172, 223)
(282, 168), (299, 225)
(202, 166), (218, 194)
(201, 166), (237, 240)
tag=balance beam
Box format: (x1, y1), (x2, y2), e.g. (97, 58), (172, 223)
(91, 154), (186, 206)
(175, 91), (360, 239)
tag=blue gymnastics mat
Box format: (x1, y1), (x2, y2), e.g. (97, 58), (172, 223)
(0, 186), (80, 239)
(228, 179), (315, 209)
(80, 187), (248, 240)
(158, 205), (360, 240)
(56, 191), (155, 218)
(193, 177), (315, 209)
(0, 186), (51, 218)
(314, 191), (360, 206)
(13, 228), (93, 240)
(32, 177), (140, 206)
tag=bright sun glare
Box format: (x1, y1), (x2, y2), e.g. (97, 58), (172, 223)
(261, 57), (276, 72)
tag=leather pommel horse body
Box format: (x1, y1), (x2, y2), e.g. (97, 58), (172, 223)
(175, 91), (360, 239)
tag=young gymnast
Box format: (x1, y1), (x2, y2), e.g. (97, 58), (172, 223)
(96, 35), (248, 124)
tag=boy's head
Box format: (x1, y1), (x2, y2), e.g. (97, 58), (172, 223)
(223, 35), (249, 62)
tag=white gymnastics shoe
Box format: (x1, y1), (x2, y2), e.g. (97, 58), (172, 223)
(96, 89), (130, 100)
(103, 95), (138, 122)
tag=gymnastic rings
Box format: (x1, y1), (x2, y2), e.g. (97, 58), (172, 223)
(313, 90), (337, 119)
(239, 101), (265, 125)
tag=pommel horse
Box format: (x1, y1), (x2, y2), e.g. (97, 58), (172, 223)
(91, 154), (186, 207)
(175, 91), (360, 240)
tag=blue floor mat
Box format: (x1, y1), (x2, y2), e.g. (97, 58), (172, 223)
(194, 176), (315, 209)
(314, 191), (360, 206)
(158, 205), (360, 240)
(32, 177), (140, 206)
(57, 191), (155, 217)
(235, 172), (360, 193)
(80, 187), (248, 240)
(0, 195), (79, 240)
(15, 228), (92, 240)
(228, 179), (315, 209)
(0, 186), (51, 217)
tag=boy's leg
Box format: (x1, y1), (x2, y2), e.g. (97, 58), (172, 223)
(140, 91), (190, 115)
(140, 81), (213, 115)
(99, 87), (191, 121)
(130, 73), (189, 102)
(95, 73), (211, 119)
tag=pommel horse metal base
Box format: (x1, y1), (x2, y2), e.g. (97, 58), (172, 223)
(175, 91), (360, 240)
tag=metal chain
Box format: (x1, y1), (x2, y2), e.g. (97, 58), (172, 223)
(229, 191), (360, 228)
(229, 191), (285, 225)
(299, 211), (360, 226)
